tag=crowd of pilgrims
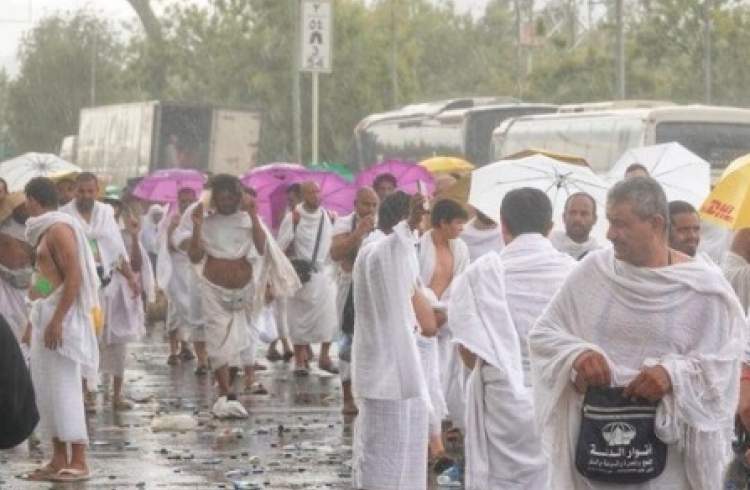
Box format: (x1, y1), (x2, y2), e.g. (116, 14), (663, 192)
(2, 164), (750, 488)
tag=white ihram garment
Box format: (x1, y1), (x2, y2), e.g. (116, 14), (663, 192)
(26, 212), (100, 444)
(101, 232), (155, 377)
(722, 251), (750, 314)
(529, 249), (746, 490)
(549, 229), (601, 260)
(172, 203), (206, 338)
(0, 217), (32, 344)
(450, 234), (575, 489)
(61, 200), (127, 277)
(195, 209), (299, 368)
(459, 217), (504, 262)
(417, 230), (469, 433)
(159, 209), (194, 337)
(351, 222), (431, 490)
(277, 205), (337, 344)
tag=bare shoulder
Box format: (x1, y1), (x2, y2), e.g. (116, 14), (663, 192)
(46, 223), (77, 249)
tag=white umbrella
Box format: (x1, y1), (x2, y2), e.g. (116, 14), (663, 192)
(469, 154), (610, 240)
(608, 142), (710, 208)
(0, 152), (82, 192)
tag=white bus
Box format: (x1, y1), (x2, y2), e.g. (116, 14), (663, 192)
(492, 105), (750, 176)
(353, 97), (557, 169)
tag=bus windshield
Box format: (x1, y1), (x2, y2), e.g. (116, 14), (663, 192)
(655, 122), (750, 173)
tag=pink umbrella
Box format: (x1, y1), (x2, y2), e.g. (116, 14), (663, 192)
(241, 164), (313, 229)
(132, 169), (206, 203)
(355, 159), (435, 195)
(241, 165), (356, 230)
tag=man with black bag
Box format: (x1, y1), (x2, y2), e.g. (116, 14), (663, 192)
(330, 187), (378, 415)
(529, 176), (746, 489)
(0, 314), (38, 449)
(277, 181), (339, 376)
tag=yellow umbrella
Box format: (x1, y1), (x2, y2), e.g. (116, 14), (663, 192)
(700, 164), (750, 229)
(721, 153), (750, 180)
(419, 157), (475, 175)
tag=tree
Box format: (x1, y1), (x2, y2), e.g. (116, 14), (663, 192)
(8, 12), (134, 153)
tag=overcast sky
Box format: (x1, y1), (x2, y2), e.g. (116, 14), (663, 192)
(1, 0), (491, 76)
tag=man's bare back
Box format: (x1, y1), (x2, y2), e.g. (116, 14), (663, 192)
(429, 240), (455, 300)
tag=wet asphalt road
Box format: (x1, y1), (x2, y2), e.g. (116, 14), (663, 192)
(0, 325), (449, 490)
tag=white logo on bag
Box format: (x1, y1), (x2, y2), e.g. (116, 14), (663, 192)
(602, 422), (636, 446)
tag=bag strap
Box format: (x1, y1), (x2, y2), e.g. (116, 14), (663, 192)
(310, 212), (326, 265)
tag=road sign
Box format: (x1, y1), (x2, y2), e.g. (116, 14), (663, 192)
(300, 0), (333, 73)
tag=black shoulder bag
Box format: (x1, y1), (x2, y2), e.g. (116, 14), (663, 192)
(290, 213), (325, 284)
(576, 386), (667, 484)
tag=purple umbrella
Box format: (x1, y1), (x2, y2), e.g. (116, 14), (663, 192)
(355, 159), (435, 195)
(132, 169), (206, 203)
(241, 164), (314, 229)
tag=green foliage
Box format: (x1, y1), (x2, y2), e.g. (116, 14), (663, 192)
(6, 0), (750, 163)
(7, 12), (136, 154)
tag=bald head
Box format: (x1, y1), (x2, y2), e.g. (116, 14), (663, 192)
(301, 181), (321, 210)
(355, 187), (378, 219)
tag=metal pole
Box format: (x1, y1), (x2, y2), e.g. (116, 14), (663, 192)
(515, 0), (522, 95)
(390, 0), (399, 108)
(292, 0), (302, 164)
(312, 72), (319, 165)
(90, 33), (97, 106)
(703, 0), (712, 104)
(615, 0), (625, 99)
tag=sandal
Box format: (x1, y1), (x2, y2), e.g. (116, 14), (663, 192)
(293, 367), (310, 377)
(49, 467), (91, 482)
(253, 362), (268, 371)
(194, 365), (209, 376)
(167, 354), (179, 366)
(179, 349), (195, 362)
(282, 351), (294, 362)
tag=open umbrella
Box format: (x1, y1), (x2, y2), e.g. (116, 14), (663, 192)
(308, 162), (355, 181)
(241, 164), (313, 228)
(0, 153), (81, 192)
(469, 154), (610, 239)
(132, 169), (206, 204)
(419, 157), (475, 175)
(721, 153), (750, 180)
(700, 163), (750, 230)
(608, 142), (711, 208)
(355, 159), (435, 195)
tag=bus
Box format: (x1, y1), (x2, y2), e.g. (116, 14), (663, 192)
(353, 97), (557, 169)
(492, 105), (750, 177)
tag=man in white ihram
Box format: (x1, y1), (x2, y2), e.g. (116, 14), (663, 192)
(24, 177), (99, 482)
(351, 191), (437, 490)
(549, 192), (601, 260)
(529, 176), (746, 489)
(450, 187), (576, 489)
(277, 181), (338, 375)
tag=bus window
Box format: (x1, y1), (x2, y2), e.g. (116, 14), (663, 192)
(358, 118), (463, 165)
(655, 122), (750, 173)
(464, 107), (556, 166)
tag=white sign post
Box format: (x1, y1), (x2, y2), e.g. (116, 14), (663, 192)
(300, 0), (332, 165)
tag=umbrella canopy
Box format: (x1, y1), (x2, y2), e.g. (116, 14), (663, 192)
(608, 142), (711, 208)
(419, 157), (475, 175)
(356, 159), (435, 195)
(469, 155), (610, 238)
(721, 153), (750, 180)
(700, 164), (750, 230)
(308, 162), (354, 181)
(132, 169), (206, 204)
(242, 166), (356, 229)
(241, 164), (314, 228)
(0, 153), (81, 192)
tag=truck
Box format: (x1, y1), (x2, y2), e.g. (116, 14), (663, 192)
(67, 101), (262, 185)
